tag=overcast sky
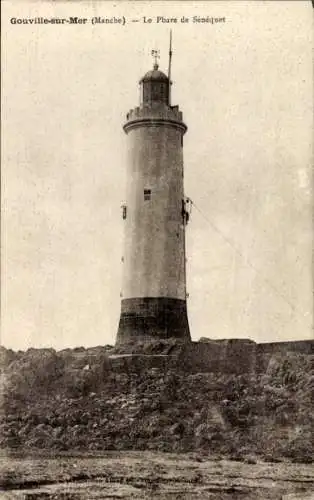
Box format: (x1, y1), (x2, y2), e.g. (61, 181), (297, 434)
(2, 1), (313, 350)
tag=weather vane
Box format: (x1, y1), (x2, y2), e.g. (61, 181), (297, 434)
(151, 49), (160, 68)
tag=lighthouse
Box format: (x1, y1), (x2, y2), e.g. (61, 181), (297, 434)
(116, 45), (191, 345)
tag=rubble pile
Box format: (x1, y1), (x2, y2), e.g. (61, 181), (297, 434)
(0, 345), (313, 462)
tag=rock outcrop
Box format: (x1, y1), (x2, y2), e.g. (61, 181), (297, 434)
(0, 341), (313, 463)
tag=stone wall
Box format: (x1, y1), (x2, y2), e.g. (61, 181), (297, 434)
(172, 340), (257, 374)
(144, 339), (314, 375)
(256, 340), (314, 373)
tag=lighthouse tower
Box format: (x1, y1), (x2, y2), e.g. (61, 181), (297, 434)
(116, 49), (191, 345)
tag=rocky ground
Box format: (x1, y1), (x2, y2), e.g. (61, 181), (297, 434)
(0, 344), (313, 463)
(1, 451), (314, 499)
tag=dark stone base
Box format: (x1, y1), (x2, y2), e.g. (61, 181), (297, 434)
(116, 297), (191, 345)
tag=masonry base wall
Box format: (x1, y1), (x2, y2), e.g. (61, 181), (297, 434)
(174, 340), (314, 374)
(111, 338), (314, 374)
(116, 297), (191, 345)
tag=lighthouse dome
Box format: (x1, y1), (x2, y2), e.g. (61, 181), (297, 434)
(140, 65), (169, 83)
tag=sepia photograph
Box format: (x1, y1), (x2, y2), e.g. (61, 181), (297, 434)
(1, 0), (313, 498)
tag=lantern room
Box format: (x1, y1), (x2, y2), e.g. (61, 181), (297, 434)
(140, 63), (171, 105)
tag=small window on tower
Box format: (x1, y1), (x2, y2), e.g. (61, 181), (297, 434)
(122, 205), (127, 220)
(144, 189), (151, 201)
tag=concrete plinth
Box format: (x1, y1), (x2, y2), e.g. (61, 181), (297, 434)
(116, 297), (191, 345)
